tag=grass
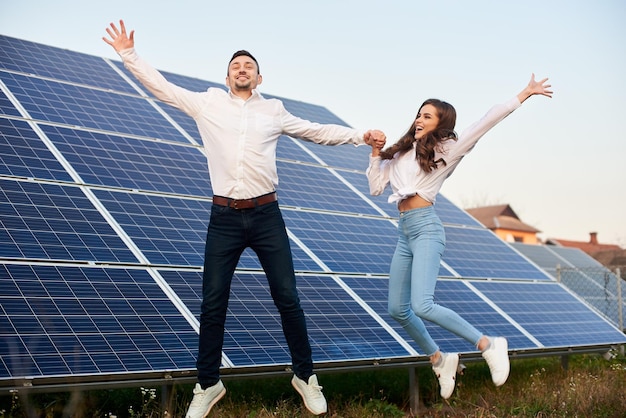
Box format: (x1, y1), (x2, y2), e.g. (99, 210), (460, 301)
(1, 350), (625, 417)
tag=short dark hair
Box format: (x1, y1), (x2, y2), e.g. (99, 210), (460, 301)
(228, 50), (260, 74)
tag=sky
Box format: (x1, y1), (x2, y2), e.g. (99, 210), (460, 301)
(1, 0), (625, 247)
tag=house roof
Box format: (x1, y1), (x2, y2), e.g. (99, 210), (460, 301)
(592, 248), (626, 266)
(465, 204), (540, 233)
(546, 238), (621, 255)
(466, 204), (519, 220)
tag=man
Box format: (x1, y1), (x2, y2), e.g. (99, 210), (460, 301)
(103, 20), (385, 417)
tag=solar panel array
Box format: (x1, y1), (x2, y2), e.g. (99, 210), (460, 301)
(511, 242), (625, 330)
(1, 35), (624, 389)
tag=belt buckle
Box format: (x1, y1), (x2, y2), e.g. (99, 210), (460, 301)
(232, 200), (239, 209)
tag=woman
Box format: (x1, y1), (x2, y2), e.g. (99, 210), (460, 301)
(366, 74), (552, 399)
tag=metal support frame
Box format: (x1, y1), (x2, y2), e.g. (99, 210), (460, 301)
(408, 367), (420, 416)
(1, 345), (619, 395)
(161, 383), (172, 417)
(616, 267), (623, 332)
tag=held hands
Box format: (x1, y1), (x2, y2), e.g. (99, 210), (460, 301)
(102, 19), (134, 52)
(518, 73), (553, 103)
(364, 130), (386, 156)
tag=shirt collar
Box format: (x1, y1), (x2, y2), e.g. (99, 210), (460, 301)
(228, 88), (262, 101)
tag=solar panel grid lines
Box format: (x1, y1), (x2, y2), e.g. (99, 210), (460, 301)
(158, 270), (414, 369)
(511, 242), (626, 330)
(442, 227), (552, 280)
(39, 123), (211, 197)
(0, 35), (139, 94)
(282, 130), (373, 173)
(89, 187), (333, 272)
(281, 209), (399, 275)
(0, 71), (194, 144)
(0, 263), (199, 379)
(0, 88), (23, 117)
(0, 111), (107, 190)
(325, 168), (396, 217)
(473, 280), (625, 347)
(0, 117), (74, 182)
(462, 280), (543, 348)
(0, 178), (139, 264)
(276, 137), (325, 165)
(341, 276), (541, 355)
(510, 241), (570, 271)
(275, 160), (382, 216)
(548, 245), (609, 269)
(324, 274), (419, 355)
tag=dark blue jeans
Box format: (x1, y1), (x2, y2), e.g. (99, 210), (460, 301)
(196, 200), (313, 387)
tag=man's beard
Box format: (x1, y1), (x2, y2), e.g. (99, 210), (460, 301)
(233, 79), (252, 90)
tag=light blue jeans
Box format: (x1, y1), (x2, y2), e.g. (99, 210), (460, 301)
(388, 205), (482, 356)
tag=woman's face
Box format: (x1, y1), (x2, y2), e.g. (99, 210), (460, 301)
(414, 104), (440, 140)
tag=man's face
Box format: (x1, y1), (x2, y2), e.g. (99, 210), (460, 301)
(226, 55), (261, 92)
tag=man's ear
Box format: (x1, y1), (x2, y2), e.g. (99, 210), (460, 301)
(257, 74), (263, 85)
(225, 76), (230, 88)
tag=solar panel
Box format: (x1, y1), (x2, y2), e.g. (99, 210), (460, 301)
(548, 246), (608, 269)
(276, 160), (382, 215)
(333, 169), (395, 212)
(341, 277), (537, 354)
(293, 136), (373, 172)
(0, 179), (138, 263)
(0, 89), (22, 117)
(40, 123), (211, 196)
(473, 281), (624, 347)
(0, 72), (193, 144)
(442, 227), (551, 280)
(1, 35), (137, 94)
(510, 241), (565, 272)
(228, 273), (410, 365)
(434, 194), (484, 227)
(282, 209), (398, 275)
(510, 242), (625, 330)
(0, 118), (74, 181)
(0, 264), (198, 378)
(1, 35), (624, 390)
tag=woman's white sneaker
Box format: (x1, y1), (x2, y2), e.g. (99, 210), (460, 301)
(481, 336), (510, 386)
(432, 352), (459, 399)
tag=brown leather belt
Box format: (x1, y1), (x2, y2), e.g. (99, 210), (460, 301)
(212, 192), (277, 209)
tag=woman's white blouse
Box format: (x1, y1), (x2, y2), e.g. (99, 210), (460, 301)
(366, 96), (521, 205)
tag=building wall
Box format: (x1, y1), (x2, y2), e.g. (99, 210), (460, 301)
(494, 228), (539, 244)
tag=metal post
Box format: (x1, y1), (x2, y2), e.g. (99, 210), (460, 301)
(616, 267), (623, 332)
(161, 383), (172, 417)
(408, 367), (420, 417)
(556, 264), (561, 283)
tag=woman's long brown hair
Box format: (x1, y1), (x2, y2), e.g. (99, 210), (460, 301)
(380, 99), (458, 173)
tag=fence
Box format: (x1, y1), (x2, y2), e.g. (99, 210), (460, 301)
(556, 266), (624, 332)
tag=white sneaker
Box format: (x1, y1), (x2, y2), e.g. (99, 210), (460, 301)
(432, 352), (459, 399)
(481, 336), (510, 386)
(185, 381), (226, 418)
(291, 374), (328, 415)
